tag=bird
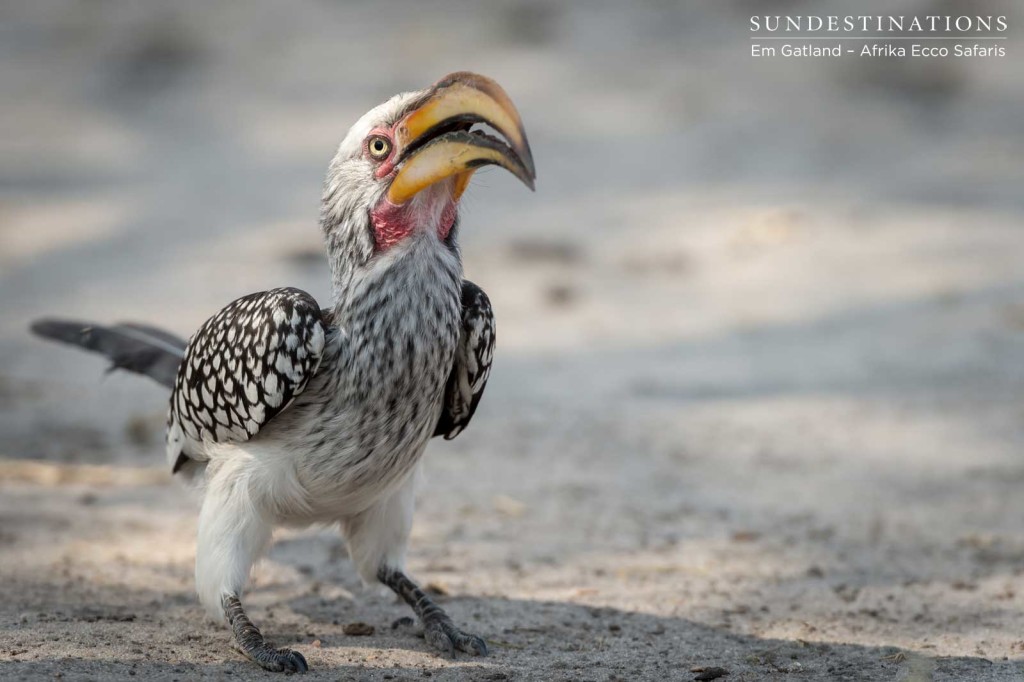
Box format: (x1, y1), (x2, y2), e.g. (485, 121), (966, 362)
(30, 71), (535, 674)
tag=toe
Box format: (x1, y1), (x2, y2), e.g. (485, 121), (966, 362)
(424, 622), (455, 657)
(259, 660), (285, 673)
(254, 655), (286, 673)
(460, 634), (488, 657)
(253, 648), (309, 674)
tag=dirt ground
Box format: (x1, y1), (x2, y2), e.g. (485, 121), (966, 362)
(3, 1), (1024, 680)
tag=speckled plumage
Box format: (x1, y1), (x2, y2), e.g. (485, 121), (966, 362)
(166, 288), (327, 472)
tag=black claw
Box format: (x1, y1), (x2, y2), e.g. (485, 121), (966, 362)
(391, 616), (415, 630)
(466, 635), (488, 656)
(451, 631), (487, 657)
(287, 650), (309, 673)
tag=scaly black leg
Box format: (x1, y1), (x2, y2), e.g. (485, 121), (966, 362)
(378, 566), (487, 657)
(223, 594), (309, 673)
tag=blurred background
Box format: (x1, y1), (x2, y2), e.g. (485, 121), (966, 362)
(2, 0), (1024, 679)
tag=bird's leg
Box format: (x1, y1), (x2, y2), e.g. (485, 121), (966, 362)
(343, 471), (483, 656)
(378, 565), (488, 657)
(196, 463), (304, 672)
(223, 594), (308, 673)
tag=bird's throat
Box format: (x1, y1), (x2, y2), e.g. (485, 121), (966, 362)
(370, 198), (457, 252)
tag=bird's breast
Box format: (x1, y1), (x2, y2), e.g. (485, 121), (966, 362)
(285, 237), (462, 515)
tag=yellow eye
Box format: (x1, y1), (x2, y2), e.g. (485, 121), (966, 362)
(368, 135), (392, 160)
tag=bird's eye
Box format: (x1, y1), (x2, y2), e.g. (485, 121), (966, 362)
(367, 135), (392, 160)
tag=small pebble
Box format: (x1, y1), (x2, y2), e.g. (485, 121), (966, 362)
(343, 622), (375, 636)
(692, 666), (729, 681)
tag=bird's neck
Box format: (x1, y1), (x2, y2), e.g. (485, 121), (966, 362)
(327, 229), (462, 324)
(322, 188), (462, 320)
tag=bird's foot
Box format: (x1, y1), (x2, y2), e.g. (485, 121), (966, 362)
(237, 643), (309, 674)
(223, 594), (309, 673)
(423, 613), (488, 657)
(378, 566), (488, 658)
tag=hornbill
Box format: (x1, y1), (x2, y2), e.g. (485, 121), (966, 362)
(30, 72), (535, 673)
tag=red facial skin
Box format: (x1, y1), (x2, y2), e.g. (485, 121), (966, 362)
(366, 126), (457, 252)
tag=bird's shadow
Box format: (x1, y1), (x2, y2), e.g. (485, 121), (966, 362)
(267, 533), (1017, 681)
(2, 590), (1015, 681)
(1, 525), (1020, 681)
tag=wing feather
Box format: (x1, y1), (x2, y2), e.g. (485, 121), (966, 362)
(166, 287), (327, 472)
(434, 280), (495, 439)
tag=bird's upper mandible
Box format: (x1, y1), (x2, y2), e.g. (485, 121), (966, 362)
(385, 71), (536, 204)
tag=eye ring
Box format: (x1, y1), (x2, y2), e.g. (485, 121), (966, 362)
(367, 135), (392, 160)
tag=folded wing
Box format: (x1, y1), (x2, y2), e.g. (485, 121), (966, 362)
(167, 287), (328, 472)
(434, 280), (495, 440)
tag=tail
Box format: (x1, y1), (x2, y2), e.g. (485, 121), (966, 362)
(30, 319), (186, 389)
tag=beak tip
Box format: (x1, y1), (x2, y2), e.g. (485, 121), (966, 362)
(518, 168), (536, 192)
(521, 164), (536, 192)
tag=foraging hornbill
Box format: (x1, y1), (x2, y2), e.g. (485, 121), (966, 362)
(30, 72), (535, 673)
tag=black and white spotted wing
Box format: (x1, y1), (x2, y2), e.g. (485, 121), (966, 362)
(166, 287), (328, 472)
(434, 280), (496, 440)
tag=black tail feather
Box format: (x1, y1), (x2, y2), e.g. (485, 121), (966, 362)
(30, 319), (185, 389)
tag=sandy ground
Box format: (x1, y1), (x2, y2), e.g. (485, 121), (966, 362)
(3, 1), (1024, 680)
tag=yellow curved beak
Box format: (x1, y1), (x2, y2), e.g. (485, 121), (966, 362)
(387, 72), (536, 205)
